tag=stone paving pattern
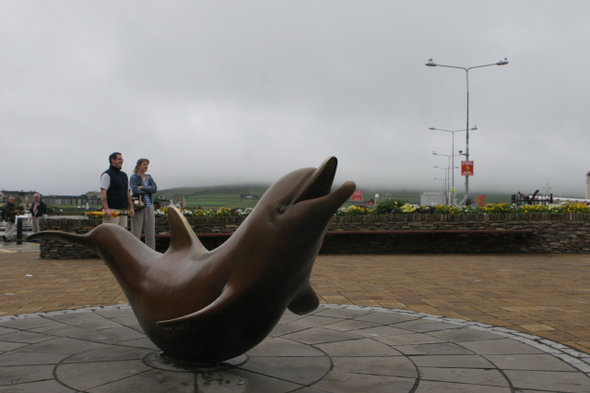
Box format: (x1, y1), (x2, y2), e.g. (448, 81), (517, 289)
(2, 304), (590, 392)
(2, 246), (589, 354)
(2, 244), (590, 391)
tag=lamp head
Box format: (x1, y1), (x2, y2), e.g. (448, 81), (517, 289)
(425, 58), (437, 67)
(497, 58), (509, 66)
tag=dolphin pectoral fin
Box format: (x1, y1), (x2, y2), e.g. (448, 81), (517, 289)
(165, 206), (208, 255)
(156, 287), (236, 328)
(288, 285), (320, 315)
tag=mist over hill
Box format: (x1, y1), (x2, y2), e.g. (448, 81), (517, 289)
(155, 183), (526, 209)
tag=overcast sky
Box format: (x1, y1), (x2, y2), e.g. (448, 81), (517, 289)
(2, 1), (589, 198)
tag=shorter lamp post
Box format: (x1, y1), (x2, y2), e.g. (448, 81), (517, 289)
(433, 151), (452, 205)
(434, 166), (448, 204)
(430, 126), (477, 205)
(433, 178), (446, 194)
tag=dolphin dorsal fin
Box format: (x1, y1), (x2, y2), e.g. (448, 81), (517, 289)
(165, 206), (208, 255)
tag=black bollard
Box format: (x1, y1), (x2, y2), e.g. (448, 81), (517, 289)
(16, 219), (23, 245)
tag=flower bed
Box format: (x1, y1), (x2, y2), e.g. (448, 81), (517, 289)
(155, 206), (253, 218)
(337, 202), (590, 216)
(152, 202), (590, 218)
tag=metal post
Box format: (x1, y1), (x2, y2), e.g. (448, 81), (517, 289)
(16, 218), (23, 245)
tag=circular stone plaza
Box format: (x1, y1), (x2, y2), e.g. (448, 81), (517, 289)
(1, 243), (590, 392)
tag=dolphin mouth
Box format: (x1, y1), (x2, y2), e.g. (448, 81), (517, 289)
(293, 157), (355, 205)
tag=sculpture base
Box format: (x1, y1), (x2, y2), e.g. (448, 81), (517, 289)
(144, 352), (249, 372)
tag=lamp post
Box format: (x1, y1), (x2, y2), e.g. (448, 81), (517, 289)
(430, 126), (477, 205)
(433, 178), (446, 193)
(426, 58), (508, 202)
(433, 166), (448, 203)
(432, 151), (452, 205)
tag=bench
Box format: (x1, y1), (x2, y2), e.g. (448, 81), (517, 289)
(151, 228), (534, 240)
(324, 229), (534, 236)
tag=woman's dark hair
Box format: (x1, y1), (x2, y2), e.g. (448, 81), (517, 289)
(134, 158), (150, 174)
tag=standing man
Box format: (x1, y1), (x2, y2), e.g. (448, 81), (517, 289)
(29, 193), (47, 233)
(2, 197), (19, 242)
(100, 152), (134, 229)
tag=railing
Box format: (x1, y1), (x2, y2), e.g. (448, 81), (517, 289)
(511, 192), (553, 206)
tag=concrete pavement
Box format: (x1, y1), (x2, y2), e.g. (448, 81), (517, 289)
(2, 243), (590, 391)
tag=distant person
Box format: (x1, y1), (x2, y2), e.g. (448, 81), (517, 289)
(130, 158), (158, 249)
(100, 152), (134, 229)
(2, 197), (20, 242)
(29, 193), (47, 233)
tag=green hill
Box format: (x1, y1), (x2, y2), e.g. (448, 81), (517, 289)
(155, 184), (516, 210)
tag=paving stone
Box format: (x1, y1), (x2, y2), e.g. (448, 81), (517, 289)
(485, 353), (579, 372)
(393, 318), (464, 333)
(282, 327), (361, 344)
(505, 370), (590, 392)
(459, 338), (544, 355)
(0, 330), (52, 344)
(56, 359), (152, 391)
(409, 354), (496, 369)
(0, 328), (16, 336)
(352, 311), (419, 325)
(0, 364), (54, 386)
(62, 345), (153, 363)
(72, 325), (145, 344)
(239, 356), (331, 385)
(312, 370), (416, 393)
(374, 332), (446, 346)
(316, 337), (403, 357)
(419, 367), (508, 387)
(428, 326), (506, 342)
(245, 337), (325, 357)
(194, 368), (301, 393)
(0, 379), (76, 392)
(322, 319), (378, 331)
(0, 342), (27, 352)
(413, 380), (510, 392)
(89, 369), (196, 393)
(331, 356), (417, 378)
(395, 342), (475, 356)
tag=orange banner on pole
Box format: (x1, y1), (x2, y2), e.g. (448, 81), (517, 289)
(461, 161), (474, 176)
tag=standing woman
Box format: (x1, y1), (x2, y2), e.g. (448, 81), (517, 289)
(130, 158), (158, 249)
(29, 193), (47, 233)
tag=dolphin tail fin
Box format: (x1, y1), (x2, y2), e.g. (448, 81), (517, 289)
(288, 285), (320, 315)
(165, 206), (208, 255)
(27, 231), (93, 248)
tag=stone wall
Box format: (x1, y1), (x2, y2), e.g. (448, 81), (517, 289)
(36, 213), (590, 259)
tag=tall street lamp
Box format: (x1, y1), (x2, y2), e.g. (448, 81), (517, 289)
(426, 58), (508, 203)
(430, 126), (477, 205)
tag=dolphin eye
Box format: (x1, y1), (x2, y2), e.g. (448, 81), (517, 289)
(277, 205), (287, 214)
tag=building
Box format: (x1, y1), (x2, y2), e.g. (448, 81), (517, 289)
(43, 192), (101, 206)
(0, 190), (39, 206)
(1, 190), (101, 207)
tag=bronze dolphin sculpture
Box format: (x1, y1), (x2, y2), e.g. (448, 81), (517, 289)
(28, 157), (356, 363)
